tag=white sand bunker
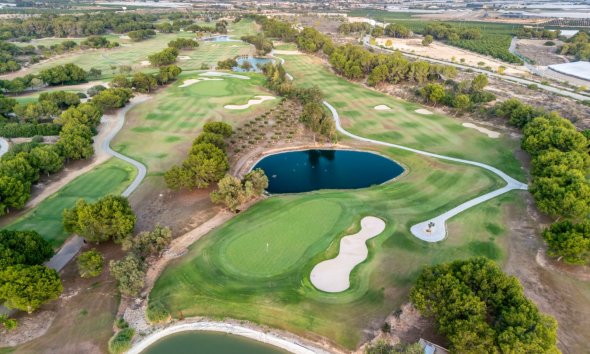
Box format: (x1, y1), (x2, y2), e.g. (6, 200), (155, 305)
(415, 108), (433, 115)
(178, 55), (191, 61)
(200, 71), (250, 80)
(179, 78), (223, 88)
(462, 123), (500, 138)
(224, 96), (275, 110)
(119, 35), (130, 40)
(140, 60), (150, 67)
(310, 216), (386, 293)
(374, 104), (391, 111)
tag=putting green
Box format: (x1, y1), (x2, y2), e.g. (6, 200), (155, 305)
(6, 158), (136, 247)
(216, 199), (343, 278)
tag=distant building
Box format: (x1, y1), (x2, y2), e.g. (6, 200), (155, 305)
(549, 61), (590, 82)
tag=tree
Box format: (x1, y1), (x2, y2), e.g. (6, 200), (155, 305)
(543, 220), (590, 264)
(0, 265), (62, 313)
(131, 72), (157, 93)
(13, 101), (60, 123)
(452, 94), (471, 112)
(38, 91), (80, 109)
(411, 258), (559, 354)
(110, 75), (132, 89)
(210, 174), (247, 211)
(0, 175), (30, 215)
(471, 74), (488, 91)
(109, 254), (145, 296)
(0, 230), (53, 269)
(0, 154), (38, 183)
(29, 145), (64, 176)
(63, 195), (136, 244)
(367, 64), (389, 86)
(168, 143), (229, 190)
(76, 249), (104, 278)
(203, 121), (233, 137)
(384, 23), (410, 38)
(122, 225), (171, 257)
(420, 83), (446, 105)
(148, 47), (179, 66)
(522, 116), (588, 155)
(243, 168), (268, 198)
(56, 122), (94, 160)
(422, 35), (433, 46)
(88, 85), (107, 97)
(155, 64), (182, 84)
(530, 169), (590, 219)
(167, 38), (198, 50)
(372, 26), (384, 38)
(194, 132), (226, 150)
(91, 88), (133, 110)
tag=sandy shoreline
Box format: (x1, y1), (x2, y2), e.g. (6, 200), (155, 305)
(127, 320), (335, 354)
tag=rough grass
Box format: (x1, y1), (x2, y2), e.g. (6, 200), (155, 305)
(7, 158), (136, 247)
(112, 72), (279, 176)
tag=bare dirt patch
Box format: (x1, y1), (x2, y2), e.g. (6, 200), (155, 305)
(515, 39), (568, 66)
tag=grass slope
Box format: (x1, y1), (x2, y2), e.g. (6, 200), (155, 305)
(7, 158), (136, 247)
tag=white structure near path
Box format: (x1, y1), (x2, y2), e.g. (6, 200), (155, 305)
(322, 101), (528, 243)
(311, 216), (386, 292)
(128, 321), (330, 354)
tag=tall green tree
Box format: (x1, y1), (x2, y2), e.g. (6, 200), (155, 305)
(0, 230), (53, 269)
(543, 220), (590, 264)
(0, 265), (62, 313)
(63, 195), (136, 244)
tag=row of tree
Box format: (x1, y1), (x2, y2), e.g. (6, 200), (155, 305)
(411, 257), (559, 353)
(423, 23), (481, 41)
(110, 64), (182, 93)
(516, 27), (560, 39)
(417, 74), (495, 111)
(337, 22), (372, 35)
(240, 34), (273, 55)
(560, 30), (590, 61)
(165, 122), (233, 190)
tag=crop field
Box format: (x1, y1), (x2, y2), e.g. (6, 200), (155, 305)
(112, 72), (279, 177)
(281, 54), (525, 180)
(7, 158), (136, 247)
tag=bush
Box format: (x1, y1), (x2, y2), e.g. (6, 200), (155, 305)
(76, 249), (104, 278)
(544, 41), (556, 46)
(108, 328), (135, 354)
(147, 301), (170, 324)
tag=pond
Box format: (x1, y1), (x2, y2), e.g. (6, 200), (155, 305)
(233, 56), (275, 72)
(141, 331), (289, 354)
(252, 149), (404, 194)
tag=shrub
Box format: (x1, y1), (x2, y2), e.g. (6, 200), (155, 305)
(147, 301), (170, 323)
(76, 249), (104, 278)
(108, 328), (135, 354)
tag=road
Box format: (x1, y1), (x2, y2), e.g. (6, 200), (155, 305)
(323, 101), (528, 242)
(364, 39), (590, 101)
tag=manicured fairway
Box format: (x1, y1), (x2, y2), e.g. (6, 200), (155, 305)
(113, 72), (279, 175)
(7, 158), (136, 247)
(281, 54), (525, 180)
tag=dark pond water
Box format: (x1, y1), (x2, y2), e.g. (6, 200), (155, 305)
(233, 57), (275, 72)
(141, 331), (288, 354)
(252, 149), (404, 194)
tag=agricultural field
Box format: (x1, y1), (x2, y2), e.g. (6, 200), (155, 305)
(6, 158), (136, 247)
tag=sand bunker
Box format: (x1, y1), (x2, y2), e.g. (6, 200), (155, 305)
(374, 105), (391, 111)
(140, 60), (150, 67)
(224, 96), (275, 110)
(310, 216), (386, 293)
(179, 78), (223, 88)
(178, 55), (191, 61)
(200, 71), (250, 80)
(119, 35), (130, 40)
(462, 123), (500, 138)
(415, 109), (432, 115)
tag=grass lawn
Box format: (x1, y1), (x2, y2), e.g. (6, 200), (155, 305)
(112, 72), (279, 177)
(7, 158), (136, 248)
(281, 54), (525, 181)
(149, 52), (528, 350)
